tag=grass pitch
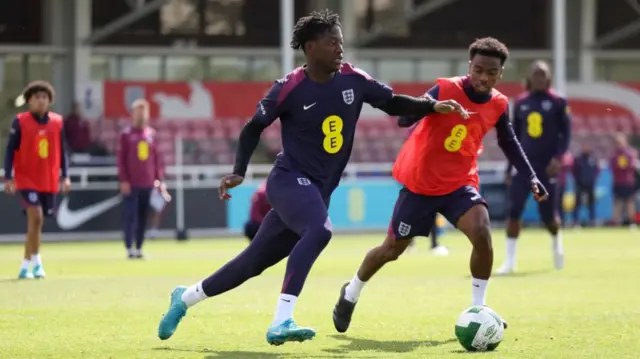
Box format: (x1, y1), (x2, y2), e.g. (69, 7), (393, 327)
(0, 229), (639, 359)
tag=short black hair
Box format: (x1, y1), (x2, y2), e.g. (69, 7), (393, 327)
(469, 37), (509, 65)
(290, 9), (341, 52)
(23, 80), (55, 104)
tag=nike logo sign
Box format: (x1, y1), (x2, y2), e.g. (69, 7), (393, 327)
(56, 196), (123, 230)
(281, 299), (291, 302)
(303, 103), (316, 110)
(472, 284), (480, 288)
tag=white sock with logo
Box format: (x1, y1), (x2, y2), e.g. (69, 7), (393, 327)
(21, 259), (30, 270)
(31, 254), (42, 267)
(344, 273), (366, 303)
(181, 281), (208, 308)
(272, 294), (297, 326)
(471, 277), (489, 306)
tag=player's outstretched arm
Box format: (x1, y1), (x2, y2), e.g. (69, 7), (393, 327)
(495, 112), (548, 201)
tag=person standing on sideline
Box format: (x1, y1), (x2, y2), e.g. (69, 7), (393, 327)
(117, 99), (168, 259)
(610, 133), (637, 227)
(244, 181), (271, 241)
(572, 143), (599, 227)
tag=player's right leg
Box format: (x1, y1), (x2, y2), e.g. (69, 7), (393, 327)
(536, 178), (563, 270)
(134, 188), (152, 258)
(122, 189), (139, 258)
(496, 174), (529, 275)
(17, 191), (45, 279)
(157, 210), (298, 340)
(333, 187), (434, 333)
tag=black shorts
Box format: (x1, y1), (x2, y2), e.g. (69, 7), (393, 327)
(388, 185), (486, 240)
(613, 185), (636, 200)
(19, 190), (57, 216)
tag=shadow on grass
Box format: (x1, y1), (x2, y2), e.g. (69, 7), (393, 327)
(492, 268), (553, 278)
(154, 347), (352, 359)
(323, 334), (457, 354)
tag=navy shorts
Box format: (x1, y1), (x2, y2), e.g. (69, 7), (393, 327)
(613, 185), (636, 200)
(19, 190), (57, 216)
(508, 172), (557, 223)
(389, 185), (486, 240)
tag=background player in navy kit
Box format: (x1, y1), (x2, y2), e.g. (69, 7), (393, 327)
(497, 61), (571, 275)
(157, 9), (468, 346)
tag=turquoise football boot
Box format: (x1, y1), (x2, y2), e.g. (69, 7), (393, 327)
(266, 319), (316, 346)
(157, 286), (188, 340)
(18, 268), (34, 280)
(33, 265), (46, 279)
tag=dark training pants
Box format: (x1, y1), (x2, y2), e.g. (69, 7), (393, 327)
(573, 185), (596, 224)
(201, 167), (332, 299)
(244, 220), (261, 241)
(122, 187), (152, 250)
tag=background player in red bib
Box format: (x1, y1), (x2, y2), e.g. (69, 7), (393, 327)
(333, 38), (548, 333)
(3, 81), (70, 280)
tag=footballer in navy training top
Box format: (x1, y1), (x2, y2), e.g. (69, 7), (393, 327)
(157, 9), (469, 346)
(497, 60), (572, 275)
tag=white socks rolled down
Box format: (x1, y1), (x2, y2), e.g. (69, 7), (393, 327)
(344, 273), (366, 303)
(181, 281), (208, 307)
(471, 277), (489, 306)
(272, 294), (297, 326)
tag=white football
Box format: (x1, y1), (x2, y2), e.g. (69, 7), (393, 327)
(455, 306), (504, 351)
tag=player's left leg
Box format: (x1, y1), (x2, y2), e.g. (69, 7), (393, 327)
(537, 179), (563, 270)
(31, 193), (56, 278)
(431, 215), (449, 256)
(157, 210), (299, 341)
(440, 186), (495, 307)
(134, 188), (152, 258)
(497, 174), (529, 274)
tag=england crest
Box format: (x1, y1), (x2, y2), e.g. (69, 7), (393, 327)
(342, 89), (354, 105)
(398, 221), (411, 236)
(541, 100), (552, 111)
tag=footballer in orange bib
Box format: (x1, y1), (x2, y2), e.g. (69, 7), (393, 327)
(3, 81), (70, 280)
(334, 38), (548, 334)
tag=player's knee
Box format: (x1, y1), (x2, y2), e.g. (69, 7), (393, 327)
(302, 223), (333, 249)
(380, 236), (410, 262)
(27, 209), (44, 228)
(469, 223), (493, 253)
(543, 217), (560, 235)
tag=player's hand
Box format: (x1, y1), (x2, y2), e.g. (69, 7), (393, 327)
(434, 100), (470, 119)
(219, 174), (244, 200)
(120, 182), (131, 195)
(530, 178), (549, 202)
(3, 179), (15, 195)
(154, 180), (172, 202)
(546, 158), (561, 177)
(61, 178), (71, 194)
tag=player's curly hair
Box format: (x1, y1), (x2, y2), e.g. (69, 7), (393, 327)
(22, 80), (55, 104)
(469, 37), (509, 65)
(290, 9), (341, 52)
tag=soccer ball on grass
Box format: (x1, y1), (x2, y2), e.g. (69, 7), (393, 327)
(454, 306), (504, 351)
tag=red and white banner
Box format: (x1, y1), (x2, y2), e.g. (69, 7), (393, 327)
(77, 81), (640, 121)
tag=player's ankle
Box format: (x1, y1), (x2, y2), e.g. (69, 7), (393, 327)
(272, 294), (297, 326)
(181, 281), (208, 308)
(344, 274), (366, 302)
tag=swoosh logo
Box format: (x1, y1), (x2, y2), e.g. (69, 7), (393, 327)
(303, 103), (316, 110)
(56, 196), (122, 230)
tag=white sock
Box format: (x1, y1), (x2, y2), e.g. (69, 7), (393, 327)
(272, 294), (297, 326)
(181, 281), (208, 308)
(21, 259), (30, 270)
(127, 248), (135, 256)
(471, 277), (489, 306)
(552, 233), (563, 254)
(149, 228), (159, 239)
(344, 273), (366, 303)
(505, 237), (517, 267)
(31, 254), (42, 267)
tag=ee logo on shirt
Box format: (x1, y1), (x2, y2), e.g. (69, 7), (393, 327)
(444, 124), (468, 152)
(322, 115), (344, 154)
(618, 155), (628, 169)
(38, 138), (49, 159)
(137, 141), (149, 161)
(526, 111), (544, 138)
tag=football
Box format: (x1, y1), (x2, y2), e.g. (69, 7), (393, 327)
(455, 306), (504, 351)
